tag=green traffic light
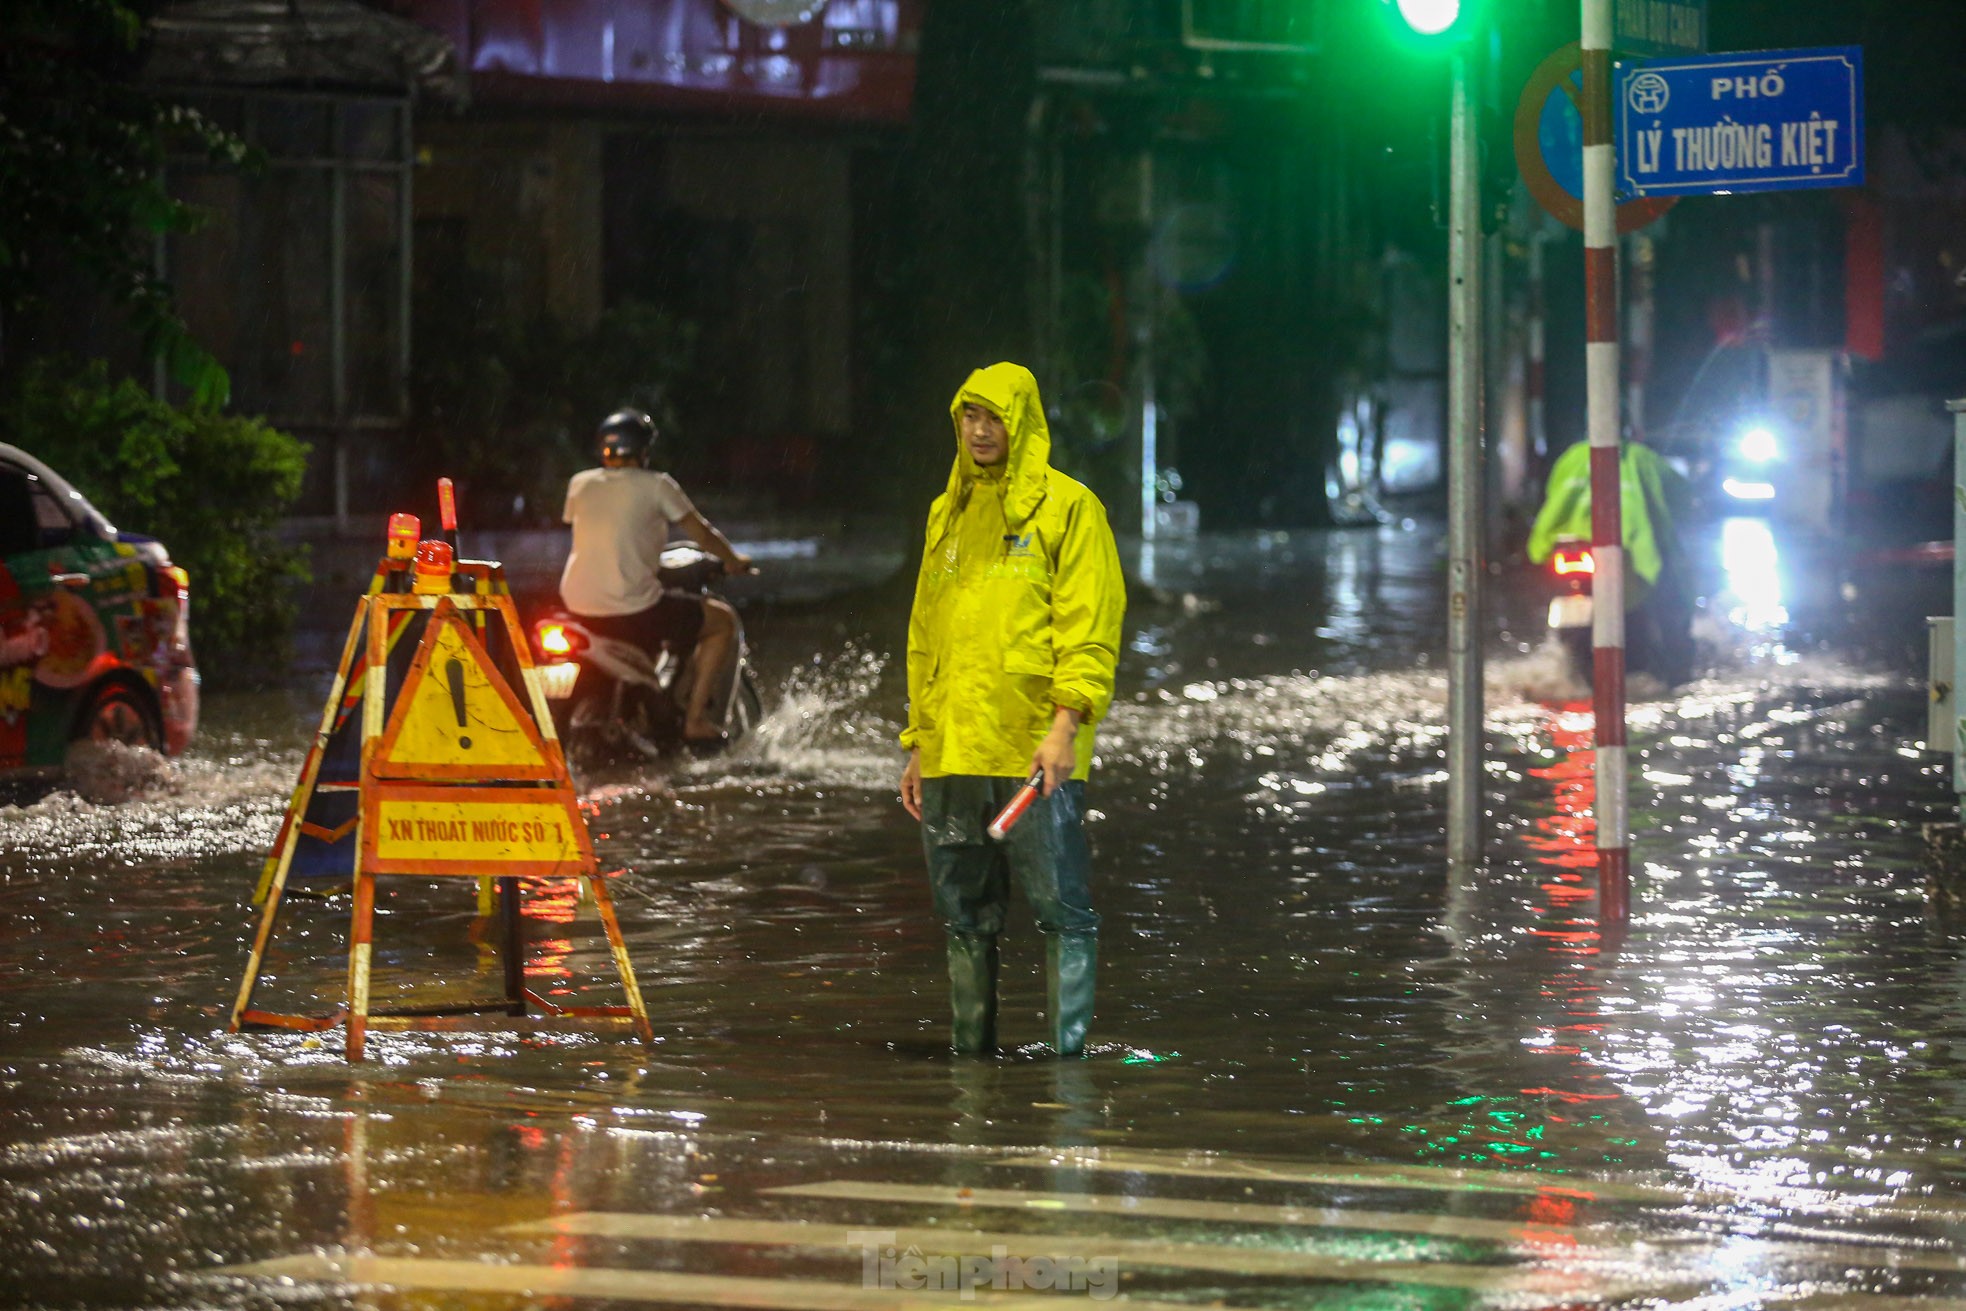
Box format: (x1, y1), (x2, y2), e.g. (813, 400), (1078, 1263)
(1395, 0), (1461, 35)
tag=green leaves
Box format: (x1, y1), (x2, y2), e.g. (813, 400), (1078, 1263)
(0, 0), (246, 404)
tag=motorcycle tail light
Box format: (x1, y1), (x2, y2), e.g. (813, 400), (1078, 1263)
(535, 621), (583, 659)
(1552, 546), (1595, 576)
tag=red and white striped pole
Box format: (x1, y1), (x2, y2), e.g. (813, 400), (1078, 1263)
(1582, 0), (1630, 924)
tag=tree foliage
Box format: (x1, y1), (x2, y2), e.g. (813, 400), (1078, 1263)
(0, 0), (247, 407)
(7, 359), (310, 685)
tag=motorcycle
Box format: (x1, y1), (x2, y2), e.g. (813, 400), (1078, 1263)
(1545, 538), (1599, 684)
(529, 544), (764, 761)
(1542, 538), (1695, 688)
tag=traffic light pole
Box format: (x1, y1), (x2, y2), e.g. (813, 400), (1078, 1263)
(1446, 46), (1485, 874)
(1582, 0), (1630, 924)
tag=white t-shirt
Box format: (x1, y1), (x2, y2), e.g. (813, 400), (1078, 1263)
(559, 466), (698, 616)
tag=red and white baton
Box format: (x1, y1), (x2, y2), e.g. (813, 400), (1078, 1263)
(987, 767), (1048, 841)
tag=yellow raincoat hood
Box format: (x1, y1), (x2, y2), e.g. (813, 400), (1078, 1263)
(903, 363), (1127, 779)
(938, 362), (1052, 534)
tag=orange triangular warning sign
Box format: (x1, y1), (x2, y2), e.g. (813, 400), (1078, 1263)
(371, 605), (560, 781)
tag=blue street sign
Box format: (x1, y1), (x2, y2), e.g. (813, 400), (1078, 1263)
(1617, 46), (1864, 197)
(1614, 0), (1705, 58)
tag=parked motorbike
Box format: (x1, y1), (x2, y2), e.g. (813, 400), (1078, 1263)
(530, 544), (763, 761)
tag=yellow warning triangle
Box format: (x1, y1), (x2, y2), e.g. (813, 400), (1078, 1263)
(371, 609), (559, 781)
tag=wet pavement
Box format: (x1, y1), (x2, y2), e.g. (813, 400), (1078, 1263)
(4, 517), (1966, 1310)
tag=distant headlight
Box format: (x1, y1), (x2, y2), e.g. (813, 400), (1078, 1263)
(1737, 426), (1779, 464)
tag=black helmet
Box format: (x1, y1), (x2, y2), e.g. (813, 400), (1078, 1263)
(597, 409), (656, 466)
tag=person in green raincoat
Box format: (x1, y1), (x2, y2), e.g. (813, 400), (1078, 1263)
(898, 362), (1127, 1057)
(1526, 438), (1695, 683)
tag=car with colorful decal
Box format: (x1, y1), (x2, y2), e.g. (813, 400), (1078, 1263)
(0, 443), (198, 775)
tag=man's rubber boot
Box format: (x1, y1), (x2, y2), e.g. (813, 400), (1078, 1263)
(1047, 934), (1097, 1057)
(947, 934), (999, 1055)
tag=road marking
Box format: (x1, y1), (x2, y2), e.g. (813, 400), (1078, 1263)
(501, 1211), (1663, 1299)
(991, 1149), (1966, 1221)
(993, 1148), (1710, 1203)
(1784, 1299), (1966, 1311)
(219, 1254), (1236, 1311)
(763, 1179), (1628, 1247)
(763, 1183), (1966, 1278)
(1671, 1298), (1966, 1311)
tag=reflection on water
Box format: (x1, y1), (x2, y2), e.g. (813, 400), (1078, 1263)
(0, 523), (1962, 1306)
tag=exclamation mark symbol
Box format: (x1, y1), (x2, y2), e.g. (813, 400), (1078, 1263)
(445, 658), (472, 749)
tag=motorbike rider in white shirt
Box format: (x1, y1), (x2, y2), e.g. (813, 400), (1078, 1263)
(559, 410), (753, 744)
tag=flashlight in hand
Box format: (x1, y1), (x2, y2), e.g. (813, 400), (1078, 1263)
(988, 767), (1048, 841)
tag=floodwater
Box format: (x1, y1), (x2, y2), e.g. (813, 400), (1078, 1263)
(4, 519), (1966, 1310)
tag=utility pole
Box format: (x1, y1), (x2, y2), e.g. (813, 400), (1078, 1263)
(1445, 45), (1485, 873)
(1527, 230), (1547, 466)
(1139, 150), (1160, 548)
(1581, 0), (1630, 923)
(1380, 0), (1488, 872)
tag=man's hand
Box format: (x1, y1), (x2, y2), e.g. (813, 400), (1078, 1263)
(900, 748), (924, 821)
(1030, 707), (1081, 796)
(682, 510), (756, 577)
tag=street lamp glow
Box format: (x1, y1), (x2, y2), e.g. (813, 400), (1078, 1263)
(1395, 0), (1462, 36)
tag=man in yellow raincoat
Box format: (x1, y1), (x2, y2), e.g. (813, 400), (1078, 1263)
(1526, 438), (1694, 683)
(898, 362), (1126, 1056)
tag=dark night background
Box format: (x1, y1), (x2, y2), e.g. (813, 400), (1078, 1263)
(3, 0), (1965, 553)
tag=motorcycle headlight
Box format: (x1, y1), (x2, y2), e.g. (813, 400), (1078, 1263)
(1722, 477), (1777, 501)
(1737, 426), (1779, 464)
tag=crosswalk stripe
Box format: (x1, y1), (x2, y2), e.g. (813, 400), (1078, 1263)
(1783, 1298), (1966, 1311)
(993, 1149), (1711, 1204)
(501, 1211), (1665, 1299)
(992, 1150), (1966, 1222)
(1671, 1297), (1966, 1311)
(217, 1254), (1289, 1311)
(761, 1183), (1966, 1278)
(763, 1179), (1619, 1247)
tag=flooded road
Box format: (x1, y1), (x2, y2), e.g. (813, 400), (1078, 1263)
(5, 520), (1966, 1309)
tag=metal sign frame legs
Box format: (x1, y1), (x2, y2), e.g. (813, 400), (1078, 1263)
(230, 587), (653, 1060)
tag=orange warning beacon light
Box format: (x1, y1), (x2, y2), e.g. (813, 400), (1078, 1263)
(385, 513), (421, 561)
(411, 539), (456, 595)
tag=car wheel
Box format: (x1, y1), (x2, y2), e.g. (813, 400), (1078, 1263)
(75, 683), (162, 751)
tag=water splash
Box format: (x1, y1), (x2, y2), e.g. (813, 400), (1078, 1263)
(692, 642), (901, 790)
(0, 738), (298, 862)
(1490, 638), (1591, 704)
